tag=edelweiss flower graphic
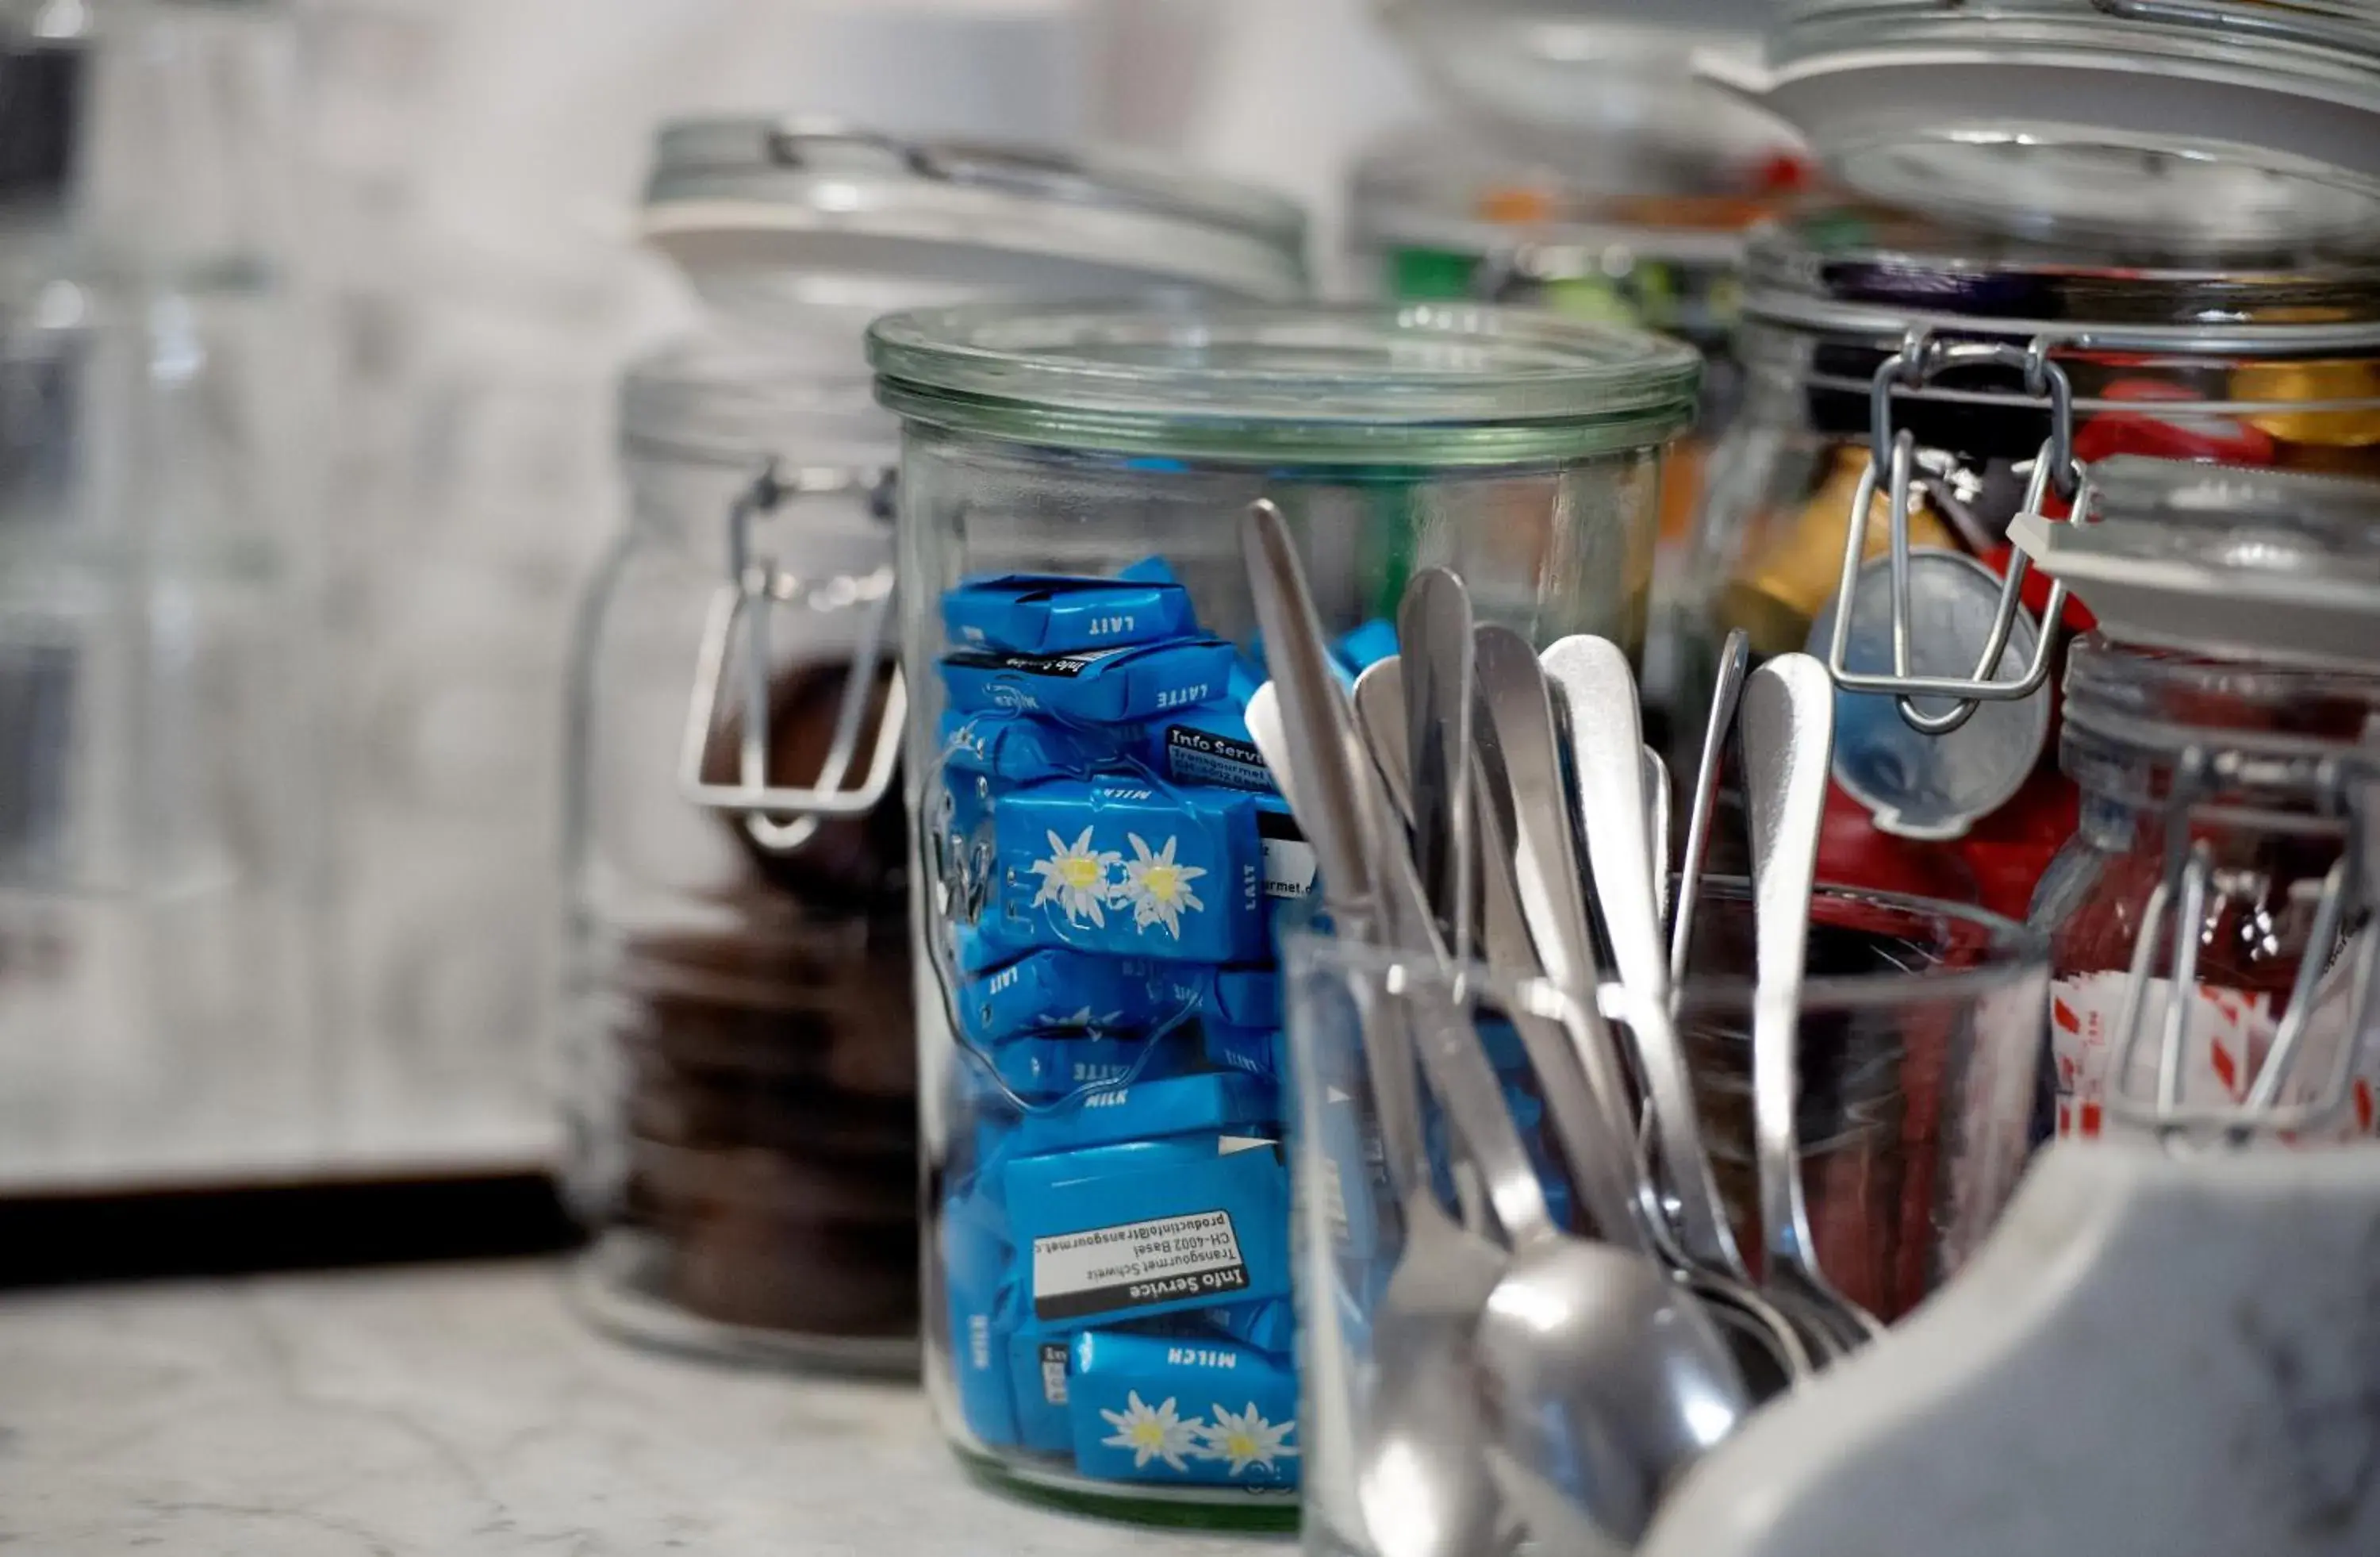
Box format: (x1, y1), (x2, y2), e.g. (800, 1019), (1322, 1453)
(1029, 827), (1121, 925)
(1196, 1402), (1298, 1476)
(1099, 1391), (1202, 1471)
(1118, 832), (1207, 937)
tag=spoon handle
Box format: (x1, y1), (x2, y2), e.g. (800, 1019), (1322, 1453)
(1539, 635), (1745, 1280)
(1356, 659), (1650, 1254)
(1672, 629), (1750, 990)
(1644, 746), (1673, 930)
(1741, 654), (1886, 1349)
(1401, 568), (1478, 967)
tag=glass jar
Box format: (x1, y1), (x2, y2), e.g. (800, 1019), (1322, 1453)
(1348, 123), (1808, 742)
(0, 0), (333, 1186)
(874, 300), (1699, 1524)
(1680, 204), (2380, 921)
(2033, 636), (2380, 1143)
(1292, 880), (2048, 1555)
(562, 338), (918, 1367)
(566, 126), (1311, 1368)
(2020, 457), (2380, 1144)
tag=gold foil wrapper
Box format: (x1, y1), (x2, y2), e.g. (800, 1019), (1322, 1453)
(2232, 359), (2380, 448)
(1726, 447), (1956, 655)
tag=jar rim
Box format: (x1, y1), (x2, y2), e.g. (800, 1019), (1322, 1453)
(866, 300), (1702, 464)
(2062, 633), (2380, 763)
(621, 334), (896, 468)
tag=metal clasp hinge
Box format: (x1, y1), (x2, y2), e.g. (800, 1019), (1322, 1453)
(1825, 333), (2086, 735)
(2105, 747), (2380, 1140)
(675, 459), (905, 855)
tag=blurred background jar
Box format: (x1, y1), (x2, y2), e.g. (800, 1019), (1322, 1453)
(2017, 459), (2380, 1146)
(1352, 0), (1806, 746)
(1679, 205), (2380, 923)
(560, 119), (1309, 1369)
(0, 0), (333, 1186)
(875, 298), (1698, 1521)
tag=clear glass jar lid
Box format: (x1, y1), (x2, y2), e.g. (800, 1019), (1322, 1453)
(1741, 205), (2380, 356)
(639, 118), (1309, 306)
(622, 334), (896, 470)
(2012, 456), (2380, 670)
(1370, 3), (1790, 171)
(1715, 0), (2380, 251)
(1350, 125), (1798, 271)
(866, 300), (1702, 465)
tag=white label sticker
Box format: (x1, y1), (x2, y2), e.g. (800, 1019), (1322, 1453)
(2051, 967), (2378, 1142)
(1030, 1209), (1250, 1322)
(1261, 836), (1318, 901)
(1039, 1342), (1069, 1405)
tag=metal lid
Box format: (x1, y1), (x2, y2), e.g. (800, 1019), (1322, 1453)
(1741, 205), (2380, 356)
(2012, 455), (2380, 671)
(866, 300), (1702, 465)
(639, 118), (1309, 308)
(1712, 0), (2380, 252)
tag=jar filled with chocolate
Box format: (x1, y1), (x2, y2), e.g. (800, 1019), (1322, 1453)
(562, 120), (1311, 1369)
(562, 336), (919, 1367)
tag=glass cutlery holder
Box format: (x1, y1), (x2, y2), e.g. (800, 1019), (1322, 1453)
(1284, 881), (2050, 1557)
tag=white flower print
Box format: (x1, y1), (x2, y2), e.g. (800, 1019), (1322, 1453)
(1117, 832), (1207, 938)
(1196, 1402), (1298, 1477)
(1099, 1391), (1202, 1471)
(1029, 827), (1121, 926)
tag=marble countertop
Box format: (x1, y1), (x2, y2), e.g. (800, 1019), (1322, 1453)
(0, 1259), (1280, 1555)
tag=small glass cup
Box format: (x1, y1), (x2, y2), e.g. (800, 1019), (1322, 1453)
(1284, 879), (2049, 1557)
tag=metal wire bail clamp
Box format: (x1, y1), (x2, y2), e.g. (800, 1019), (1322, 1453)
(1825, 333), (2085, 736)
(676, 458), (906, 855)
(2104, 746), (2380, 1140)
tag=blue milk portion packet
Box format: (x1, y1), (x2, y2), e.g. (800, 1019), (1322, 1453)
(1069, 1329), (1300, 1487)
(988, 1031), (1194, 1103)
(1334, 618), (1399, 679)
(989, 778), (1268, 963)
(940, 707), (1148, 785)
(1203, 1024), (1288, 1085)
(942, 561), (1196, 657)
(1203, 1298), (1296, 1358)
(940, 639), (1238, 724)
(1008, 1328), (1079, 1455)
(1207, 965), (1283, 1028)
(1004, 1135), (1291, 1328)
(943, 1183), (1022, 1448)
(955, 945), (1206, 1046)
(1008, 1071), (1280, 1159)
